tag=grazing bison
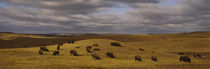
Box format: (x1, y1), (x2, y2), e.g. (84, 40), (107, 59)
(86, 48), (93, 53)
(106, 52), (115, 58)
(111, 42), (122, 47)
(139, 48), (145, 51)
(70, 50), (79, 56)
(75, 46), (80, 48)
(93, 48), (100, 51)
(92, 44), (99, 46)
(92, 54), (101, 60)
(40, 47), (49, 52)
(180, 56), (191, 63)
(86, 46), (92, 49)
(86, 49), (93, 53)
(86, 46), (93, 53)
(178, 52), (184, 55)
(53, 51), (59, 55)
(135, 56), (142, 62)
(151, 56), (158, 62)
(193, 54), (202, 58)
(39, 50), (43, 55)
(68, 40), (75, 44)
(57, 45), (60, 50)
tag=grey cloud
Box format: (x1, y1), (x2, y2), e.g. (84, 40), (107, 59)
(1, 0), (210, 33)
(0, 0), (114, 14)
(124, 0), (210, 33)
(0, 0), (163, 14)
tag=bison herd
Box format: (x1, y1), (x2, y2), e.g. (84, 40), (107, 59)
(178, 52), (202, 63)
(38, 41), (201, 63)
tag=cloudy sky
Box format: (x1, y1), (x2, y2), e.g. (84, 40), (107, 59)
(0, 0), (210, 34)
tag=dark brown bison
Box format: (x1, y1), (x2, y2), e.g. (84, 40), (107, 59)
(139, 48), (145, 51)
(110, 42), (122, 47)
(178, 52), (184, 55)
(92, 54), (101, 60)
(68, 40), (75, 44)
(57, 45), (60, 50)
(180, 56), (191, 63)
(135, 56), (142, 62)
(93, 48), (100, 51)
(86, 49), (93, 53)
(40, 47), (49, 52)
(92, 44), (99, 46)
(193, 54), (202, 58)
(70, 50), (79, 56)
(86, 46), (92, 49)
(86, 47), (93, 53)
(39, 50), (43, 55)
(53, 51), (59, 55)
(106, 52), (115, 58)
(151, 56), (158, 62)
(86, 46), (93, 53)
(75, 46), (80, 48)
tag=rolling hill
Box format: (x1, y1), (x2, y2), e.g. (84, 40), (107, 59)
(0, 32), (210, 69)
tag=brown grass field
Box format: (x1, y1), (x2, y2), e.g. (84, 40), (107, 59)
(0, 32), (210, 69)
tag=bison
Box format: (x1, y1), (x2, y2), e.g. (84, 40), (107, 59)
(75, 46), (80, 48)
(92, 44), (99, 46)
(93, 48), (100, 51)
(106, 52), (115, 58)
(180, 56), (191, 63)
(135, 56), (142, 62)
(57, 45), (60, 50)
(110, 42), (122, 47)
(193, 54), (202, 58)
(139, 48), (145, 51)
(92, 54), (101, 60)
(86, 46), (93, 53)
(86, 49), (93, 53)
(178, 52), (184, 55)
(39, 50), (43, 55)
(40, 46), (49, 52)
(70, 50), (79, 56)
(68, 40), (75, 44)
(151, 56), (158, 62)
(53, 51), (59, 55)
(86, 46), (92, 49)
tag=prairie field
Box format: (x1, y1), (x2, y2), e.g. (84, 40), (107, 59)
(0, 32), (210, 69)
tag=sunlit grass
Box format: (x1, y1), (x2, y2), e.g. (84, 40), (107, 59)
(1, 33), (210, 69)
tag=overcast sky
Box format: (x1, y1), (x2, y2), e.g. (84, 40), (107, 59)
(0, 0), (210, 34)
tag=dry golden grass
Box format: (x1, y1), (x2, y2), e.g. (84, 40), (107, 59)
(1, 32), (210, 69)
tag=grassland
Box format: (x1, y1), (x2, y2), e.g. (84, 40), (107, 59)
(0, 32), (210, 69)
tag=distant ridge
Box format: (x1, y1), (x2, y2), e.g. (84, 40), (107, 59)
(2, 31), (210, 35)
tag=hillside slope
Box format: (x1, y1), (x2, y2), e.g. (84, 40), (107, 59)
(0, 39), (210, 69)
